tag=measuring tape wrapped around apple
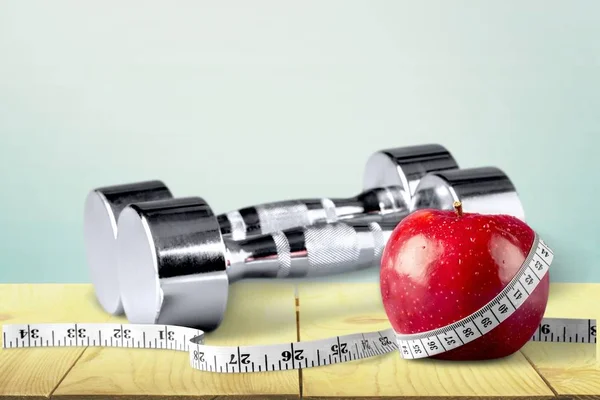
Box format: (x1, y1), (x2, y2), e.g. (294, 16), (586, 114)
(2, 202), (596, 372)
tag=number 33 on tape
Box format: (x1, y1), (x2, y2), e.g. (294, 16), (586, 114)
(2, 235), (597, 373)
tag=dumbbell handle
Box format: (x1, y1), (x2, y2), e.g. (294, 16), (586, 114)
(225, 214), (405, 282)
(217, 186), (409, 240)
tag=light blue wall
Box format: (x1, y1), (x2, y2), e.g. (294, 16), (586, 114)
(0, 1), (598, 283)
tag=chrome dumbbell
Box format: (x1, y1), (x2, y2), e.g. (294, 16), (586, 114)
(116, 166), (524, 331)
(84, 144), (458, 315)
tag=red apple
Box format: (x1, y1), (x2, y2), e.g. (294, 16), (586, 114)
(380, 202), (550, 360)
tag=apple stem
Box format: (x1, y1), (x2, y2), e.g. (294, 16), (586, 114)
(453, 201), (464, 217)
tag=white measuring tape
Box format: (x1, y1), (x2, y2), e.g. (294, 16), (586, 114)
(2, 235), (596, 373)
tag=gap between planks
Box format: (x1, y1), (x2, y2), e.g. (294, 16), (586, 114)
(295, 285), (303, 400)
(46, 283), (305, 399)
(520, 351), (559, 398)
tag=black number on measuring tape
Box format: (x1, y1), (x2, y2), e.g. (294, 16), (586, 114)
(379, 337), (392, 346)
(67, 328), (86, 338)
(412, 345), (422, 354)
(229, 353), (250, 365)
(427, 341), (438, 351)
(159, 331), (175, 341)
(540, 324), (550, 335)
(282, 349), (304, 361)
(525, 274), (534, 285)
(498, 304), (509, 314)
(401, 345), (410, 355)
(481, 317), (492, 328)
(591, 326), (596, 337)
(361, 339), (371, 350)
(463, 328), (474, 337)
(541, 248), (550, 258)
(513, 289), (523, 300)
(193, 350), (205, 362)
(534, 260), (544, 271)
(20, 329), (41, 339)
(444, 336), (456, 345)
(331, 343), (348, 356)
(113, 329), (131, 339)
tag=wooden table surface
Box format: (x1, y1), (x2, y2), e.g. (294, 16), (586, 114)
(0, 282), (598, 399)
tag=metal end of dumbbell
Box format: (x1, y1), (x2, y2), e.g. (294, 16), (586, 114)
(83, 181), (173, 315)
(116, 197), (229, 330)
(362, 144), (459, 196)
(411, 166), (525, 220)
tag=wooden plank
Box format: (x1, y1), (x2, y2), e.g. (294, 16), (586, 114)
(1, 282), (596, 399)
(521, 283), (600, 399)
(52, 281), (300, 399)
(0, 284), (110, 399)
(298, 282), (555, 399)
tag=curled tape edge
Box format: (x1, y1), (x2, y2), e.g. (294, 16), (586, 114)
(2, 234), (597, 373)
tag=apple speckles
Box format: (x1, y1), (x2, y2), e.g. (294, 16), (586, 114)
(489, 234), (526, 283)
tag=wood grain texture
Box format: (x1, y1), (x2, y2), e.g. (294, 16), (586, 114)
(0, 284), (110, 399)
(297, 282), (555, 399)
(51, 281), (300, 400)
(521, 283), (600, 399)
(1, 282), (598, 399)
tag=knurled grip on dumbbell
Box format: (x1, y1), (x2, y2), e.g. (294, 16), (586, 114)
(225, 217), (400, 282)
(272, 223), (363, 278)
(304, 221), (388, 276)
(218, 187), (407, 241)
(223, 199), (337, 241)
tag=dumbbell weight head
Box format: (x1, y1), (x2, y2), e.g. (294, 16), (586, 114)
(85, 144), (458, 316)
(116, 166), (524, 331)
(411, 167), (525, 220)
(83, 181), (173, 315)
(363, 144), (459, 195)
(117, 198), (228, 331)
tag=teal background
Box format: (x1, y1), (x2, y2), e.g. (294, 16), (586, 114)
(0, 1), (598, 284)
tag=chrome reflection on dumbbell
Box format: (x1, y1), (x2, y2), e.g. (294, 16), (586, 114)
(84, 144), (458, 316)
(411, 167), (525, 219)
(83, 181), (173, 315)
(116, 166), (523, 331)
